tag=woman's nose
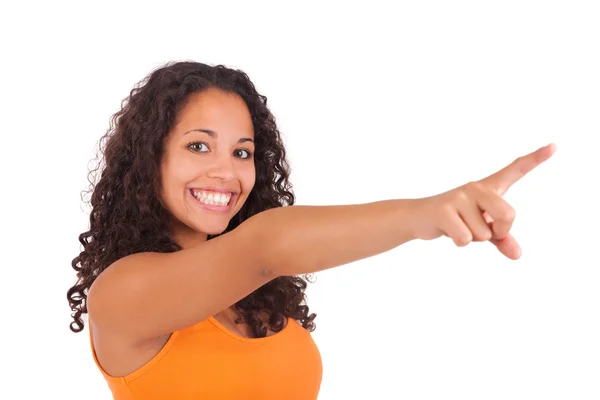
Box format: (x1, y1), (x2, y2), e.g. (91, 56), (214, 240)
(206, 154), (236, 181)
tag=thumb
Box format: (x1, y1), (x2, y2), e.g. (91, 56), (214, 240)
(483, 213), (521, 260)
(491, 233), (521, 260)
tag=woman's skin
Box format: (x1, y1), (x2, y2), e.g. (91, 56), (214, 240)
(87, 87), (556, 377)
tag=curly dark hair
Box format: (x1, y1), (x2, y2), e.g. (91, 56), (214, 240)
(67, 61), (316, 338)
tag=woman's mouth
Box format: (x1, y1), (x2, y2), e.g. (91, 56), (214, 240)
(189, 188), (236, 211)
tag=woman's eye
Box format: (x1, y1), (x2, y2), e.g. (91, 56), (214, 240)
(189, 142), (209, 152)
(234, 149), (252, 159)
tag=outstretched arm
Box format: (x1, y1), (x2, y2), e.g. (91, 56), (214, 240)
(88, 143), (555, 342)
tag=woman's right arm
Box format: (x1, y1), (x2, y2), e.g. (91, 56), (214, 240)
(87, 144), (554, 342)
(87, 198), (418, 342)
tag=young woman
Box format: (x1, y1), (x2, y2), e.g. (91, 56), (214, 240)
(67, 61), (555, 399)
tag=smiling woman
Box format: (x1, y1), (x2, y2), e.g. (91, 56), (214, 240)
(67, 61), (555, 400)
(67, 62), (321, 398)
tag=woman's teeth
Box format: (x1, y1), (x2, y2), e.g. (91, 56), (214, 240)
(191, 190), (232, 206)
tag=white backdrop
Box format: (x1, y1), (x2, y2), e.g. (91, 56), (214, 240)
(1, 1), (598, 399)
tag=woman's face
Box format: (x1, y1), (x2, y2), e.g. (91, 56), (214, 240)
(159, 88), (256, 245)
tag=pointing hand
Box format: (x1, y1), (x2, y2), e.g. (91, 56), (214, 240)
(410, 144), (556, 259)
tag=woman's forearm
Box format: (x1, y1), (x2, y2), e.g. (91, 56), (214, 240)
(248, 199), (417, 276)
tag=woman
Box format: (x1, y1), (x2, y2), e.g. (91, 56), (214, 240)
(67, 61), (555, 399)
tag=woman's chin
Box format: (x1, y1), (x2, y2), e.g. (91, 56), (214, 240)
(204, 228), (227, 236)
(193, 222), (230, 236)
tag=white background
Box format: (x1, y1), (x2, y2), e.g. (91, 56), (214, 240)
(1, 1), (599, 399)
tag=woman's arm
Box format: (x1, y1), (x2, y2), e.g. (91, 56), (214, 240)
(87, 144), (554, 343)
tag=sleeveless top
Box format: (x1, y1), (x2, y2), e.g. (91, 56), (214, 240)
(89, 317), (323, 399)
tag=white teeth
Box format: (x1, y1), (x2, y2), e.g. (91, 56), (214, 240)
(192, 190), (232, 207)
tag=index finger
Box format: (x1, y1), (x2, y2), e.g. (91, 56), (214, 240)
(480, 143), (556, 195)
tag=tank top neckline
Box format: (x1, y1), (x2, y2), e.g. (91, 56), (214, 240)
(207, 316), (294, 343)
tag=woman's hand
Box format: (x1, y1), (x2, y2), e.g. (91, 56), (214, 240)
(409, 143), (556, 259)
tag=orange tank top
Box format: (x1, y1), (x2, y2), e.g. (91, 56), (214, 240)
(89, 317), (322, 399)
